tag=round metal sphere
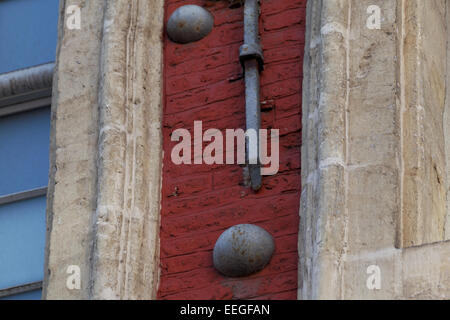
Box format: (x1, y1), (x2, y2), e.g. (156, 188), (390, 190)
(167, 5), (214, 44)
(213, 224), (275, 277)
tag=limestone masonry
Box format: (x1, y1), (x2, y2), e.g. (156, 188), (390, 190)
(43, 0), (449, 299)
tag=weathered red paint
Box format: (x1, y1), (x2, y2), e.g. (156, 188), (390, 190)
(158, 0), (306, 300)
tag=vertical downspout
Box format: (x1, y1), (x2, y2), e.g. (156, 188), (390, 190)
(240, 0), (264, 191)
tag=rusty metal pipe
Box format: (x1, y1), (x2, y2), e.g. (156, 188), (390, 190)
(240, 0), (263, 191)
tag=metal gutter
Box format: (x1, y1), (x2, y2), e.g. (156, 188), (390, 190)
(0, 281), (43, 298)
(0, 187), (48, 206)
(0, 63), (54, 116)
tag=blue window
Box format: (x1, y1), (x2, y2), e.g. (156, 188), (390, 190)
(0, 108), (51, 300)
(0, 108), (51, 196)
(0, 0), (58, 300)
(0, 0), (59, 74)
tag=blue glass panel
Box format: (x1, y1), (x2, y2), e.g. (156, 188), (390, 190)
(0, 107), (51, 196)
(0, 0), (59, 74)
(0, 196), (46, 289)
(1, 289), (41, 300)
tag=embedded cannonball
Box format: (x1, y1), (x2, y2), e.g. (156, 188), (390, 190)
(167, 5), (214, 44)
(213, 224), (275, 277)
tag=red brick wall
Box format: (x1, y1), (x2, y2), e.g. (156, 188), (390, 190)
(158, 0), (306, 300)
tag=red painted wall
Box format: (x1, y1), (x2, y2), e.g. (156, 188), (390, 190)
(158, 0), (306, 300)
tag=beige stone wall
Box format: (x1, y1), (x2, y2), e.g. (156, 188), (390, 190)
(45, 0), (450, 300)
(444, 2), (450, 242)
(300, 0), (450, 299)
(400, 0), (449, 247)
(43, 0), (105, 300)
(44, 0), (164, 299)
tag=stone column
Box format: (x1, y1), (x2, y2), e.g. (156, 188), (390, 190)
(43, 0), (164, 299)
(300, 0), (450, 300)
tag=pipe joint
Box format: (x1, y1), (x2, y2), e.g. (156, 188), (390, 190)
(239, 43), (264, 72)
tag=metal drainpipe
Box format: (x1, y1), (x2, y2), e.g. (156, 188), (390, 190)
(240, 0), (264, 191)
